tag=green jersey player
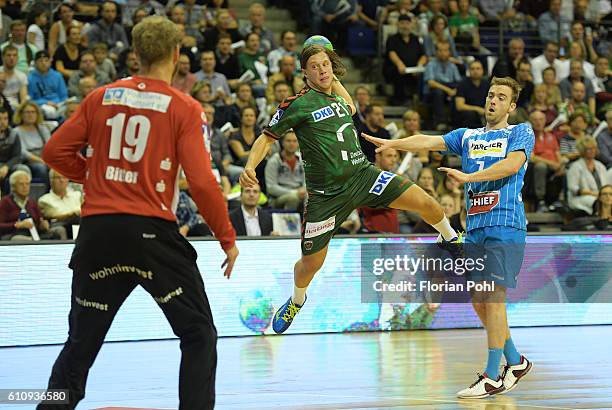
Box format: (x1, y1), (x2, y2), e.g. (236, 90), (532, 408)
(240, 44), (461, 334)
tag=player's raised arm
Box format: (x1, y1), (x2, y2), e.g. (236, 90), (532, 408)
(331, 77), (356, 115)
(362, 133), (447, 154)
(240, 133), (276, 187)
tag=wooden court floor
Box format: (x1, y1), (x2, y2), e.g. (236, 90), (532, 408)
(1, 326), (611, 409)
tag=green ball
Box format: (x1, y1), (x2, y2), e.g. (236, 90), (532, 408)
(303, 35), (334, 51)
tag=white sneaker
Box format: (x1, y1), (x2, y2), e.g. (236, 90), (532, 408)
(500, 355), (533, 394)
(457, 373), (505, 399)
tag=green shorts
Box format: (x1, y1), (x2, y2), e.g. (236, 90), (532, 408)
(301, 165), (413, 255)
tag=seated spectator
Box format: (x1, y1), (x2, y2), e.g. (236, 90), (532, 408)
(528, 84), (558, 125)
(358, 104), (391, 163)
(123, 0), (165, 27)
(63, 100), (80, 121)
(169, 5), (204, 48)
(455, 59), (488, 128)
(229, 183), (273, 236)
(38, 169), (81, 238)
(265, 55), (304, 102)
(0, 20), (38, 73)
(265, 80), (291, 122)
(175, 23), (198, 68)
(239, 2), (276, 55)
(567, 136), (609, 215)
(527, 110), (564, 211)
(386, 0), (418, 25)
(450, 0), (484, 54)
(352, 85), (370, 129)
(384, 14), (427, 105)
(559, 42), (596, 82)
(27, 51), (68, 120)
(541, 67), (562, 107)
(392, 110), (426, 180)
(203, 103), (241, 182)
(26, 7), (48, 51)
(0, 46), (28, 110)
(13, 101), (50, 186)
(476, 0), (514, 24)
(178, 0), (208, 34)
(593, 184), (612, 226)
(416, 167), (439, 200)
(191, 80), (214, 105)
(67, 51), (111, 98)
(492, 38), (525, 79)
(424, 41), (462, 130)
(436, 173), (462, 214)
(423, 15), (459, 63)
(310, 0), (358, 52)
(418, 0), (445, 37)
(554, 81), (596, 129)
(195, 50), (231, 106)
(531, 41), (564, 85)
(560, 112), (589, 162)
(267, 30), (300, 75)
(265, 131), (305, 211)
(52, 25), (84, 81)
(175, 177), (215, 238)
(172, 53), (197, 94)
(360, 148), (401, 233)
(0, 107), (20, 193)
(537, 0), (570, 45)
(512, 59), (534, 123)
(569, 21), (598, 65)
(0, 71), (15, 122)
(0, 170), (63, 240)
(215, 33), (241, 88)
(597, 109), (612, 168)
(117, 48), (140, 79)
(85, 1), (128, 60)
(203, 9), (242, 51)
(593, 56), (612, 115)
(238, 32), (268, 91)
(48, 3), (82, 58)
(78, 77), (97, 99)
(229, 106), (260, 167)
(92, 43), (117, 81)
(355, 0), (382, 30)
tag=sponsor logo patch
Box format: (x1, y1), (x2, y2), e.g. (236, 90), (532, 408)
(468, 191), (500, 215)
(304, 215), (336, 239)
(369, 171), (396, 195)
(468, 139), (508, 158)
(311, 106), (335, 122)
(102, 88), (171, 112)
(269, 109), (284, 126)
(304, 240), (313, 250)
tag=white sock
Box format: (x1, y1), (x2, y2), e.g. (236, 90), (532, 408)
(292, 284), (307, 306)
(432, 216), (457, 241)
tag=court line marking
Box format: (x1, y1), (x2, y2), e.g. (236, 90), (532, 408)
(220, 391), (579, 410)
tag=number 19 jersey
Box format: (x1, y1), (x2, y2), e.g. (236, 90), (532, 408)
(264, 87), (369, 195)
(443, 123), (535, 232)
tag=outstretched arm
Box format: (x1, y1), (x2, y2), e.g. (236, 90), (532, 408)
(439, 151), (527, 183)
(239, 133), (277, 187)
(362, 133), (447, 153)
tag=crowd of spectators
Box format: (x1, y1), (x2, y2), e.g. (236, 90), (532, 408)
(0, 0), (611, 241)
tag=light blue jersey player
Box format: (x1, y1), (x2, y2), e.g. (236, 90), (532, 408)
(364, 77), (535, 400)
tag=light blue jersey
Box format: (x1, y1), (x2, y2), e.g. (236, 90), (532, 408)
(443, 123), (535, 232)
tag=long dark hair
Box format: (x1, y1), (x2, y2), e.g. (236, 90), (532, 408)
(300, 45), (346, 78)
(595, 184), (612, 217)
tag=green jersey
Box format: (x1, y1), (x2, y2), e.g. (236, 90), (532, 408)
(263, 87), (369, 195)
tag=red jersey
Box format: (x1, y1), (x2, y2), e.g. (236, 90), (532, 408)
(43, 76), (235, 250)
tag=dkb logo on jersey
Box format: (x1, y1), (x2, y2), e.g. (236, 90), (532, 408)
(369, 171), (396, 195)
(468, 139), (508, 158)
(468, 191), (500, 215)
(311, 106), (335, 122)
(268, 109), (284, 126)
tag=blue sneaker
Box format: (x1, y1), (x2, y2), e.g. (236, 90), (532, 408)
(272, 296), (306, 334)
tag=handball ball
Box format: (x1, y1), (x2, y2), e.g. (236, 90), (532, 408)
(303, 35), (334, 51)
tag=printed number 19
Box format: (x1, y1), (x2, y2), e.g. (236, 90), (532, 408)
(106, 113), (151, 162)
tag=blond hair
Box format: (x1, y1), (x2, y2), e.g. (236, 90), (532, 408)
(402, 109), (420, 121)
(490, 76), (521, 104)
(576, 136), (597, 155)
(14, 101), (44, 125)
(132, 16), (181, 67)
